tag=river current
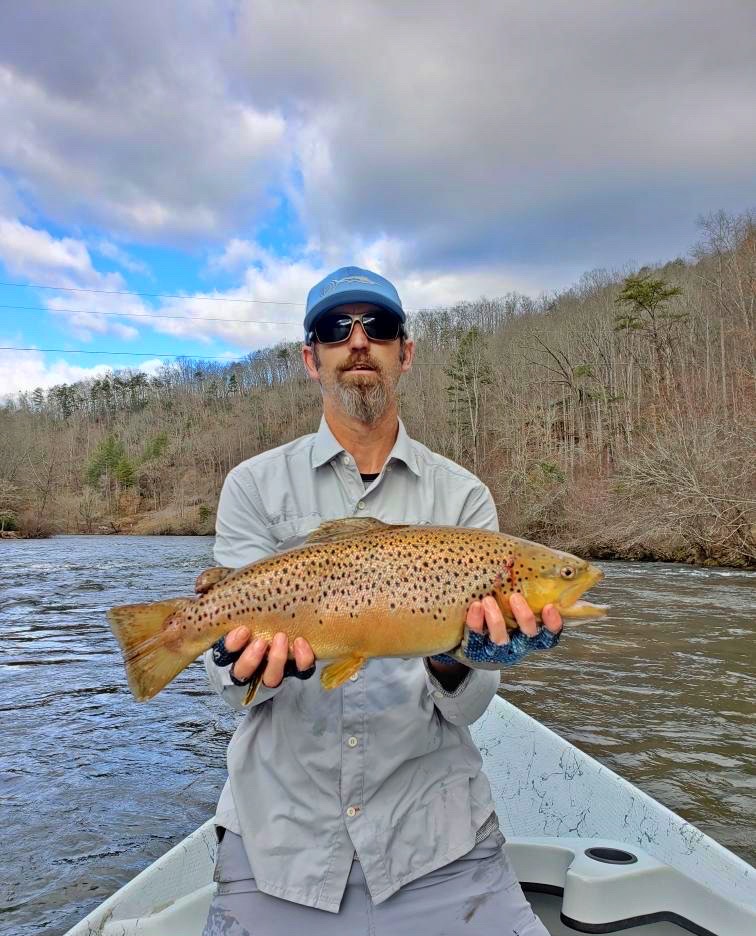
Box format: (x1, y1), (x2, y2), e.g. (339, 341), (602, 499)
(1, 535), (754, 935)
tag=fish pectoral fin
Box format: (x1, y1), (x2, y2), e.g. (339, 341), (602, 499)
(320, 655), (366, 690)
(306, 517), (407, 545)
(194, 566), (235, 594)
(242, 668), (266, 706)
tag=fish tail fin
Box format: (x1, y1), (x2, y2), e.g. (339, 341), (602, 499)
(107, 598), (194, 701)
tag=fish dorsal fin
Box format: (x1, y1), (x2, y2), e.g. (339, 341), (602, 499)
(306, 517), (404, 545)
(194, 566), (234, 594)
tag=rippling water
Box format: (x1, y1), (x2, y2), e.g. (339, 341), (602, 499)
(1, 536), (754, 936)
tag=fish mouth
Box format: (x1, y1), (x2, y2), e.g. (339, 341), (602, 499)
(559, 599), (609, 621)
(556, 564), (606, 620)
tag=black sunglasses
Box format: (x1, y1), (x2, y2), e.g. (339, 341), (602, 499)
(309, 309), (404, 345)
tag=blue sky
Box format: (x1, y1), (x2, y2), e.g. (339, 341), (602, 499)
(0, 0), (754, 396)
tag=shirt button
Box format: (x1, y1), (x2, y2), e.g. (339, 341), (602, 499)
(346, 805), (360, 817)
(386, 464), (393, 472)
(343, 455), (351, 465)
(347, 736), (358, 747)
(357, 501), (366, 510)
(349, 673), (359, 681)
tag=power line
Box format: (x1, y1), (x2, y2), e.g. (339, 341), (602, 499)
(0, 279), (434, 314)
(0, 345), (248, 361)
(0, 302), (301, 327)
(0, 280), (303, 305)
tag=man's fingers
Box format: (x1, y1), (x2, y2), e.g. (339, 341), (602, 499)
(293, 637), (315, 672)
(232, 636), (267, 681)
(262, 632), (289, 688)
(508, 593), (538, 636)
(465, 600), (485, 633)
(224, 626), (251, 653)
(542, 603), (563, 635)
(481, 595), (508, 645)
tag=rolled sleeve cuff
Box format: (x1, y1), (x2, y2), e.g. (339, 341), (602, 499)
(204, 649), (284, 711)
(423, 660), (500, 725)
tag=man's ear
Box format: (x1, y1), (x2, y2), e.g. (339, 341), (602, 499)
(302, 343), (320, 381)
(400, 338), (415, 373)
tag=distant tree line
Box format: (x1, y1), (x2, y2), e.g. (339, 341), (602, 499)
(1, 210), (754, 567)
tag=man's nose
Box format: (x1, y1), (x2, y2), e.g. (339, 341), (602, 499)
(348, 320), (370, 348)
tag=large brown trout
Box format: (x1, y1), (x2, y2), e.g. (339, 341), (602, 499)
(108, 518), (606, 703)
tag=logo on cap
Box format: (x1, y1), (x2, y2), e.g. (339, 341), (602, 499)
(321, 274), (376, 297)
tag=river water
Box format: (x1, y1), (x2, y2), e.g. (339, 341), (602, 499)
(1, 535), (754, 936)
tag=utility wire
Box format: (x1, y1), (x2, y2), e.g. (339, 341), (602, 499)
(0, 280), (302, 305)
(0, 345), (247, 361)
(0, 279), (433, 314)
(0, 303), (301, 327)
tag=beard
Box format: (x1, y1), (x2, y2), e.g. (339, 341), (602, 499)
(334, 373), (390, 424)
(317, 349), (400, 425)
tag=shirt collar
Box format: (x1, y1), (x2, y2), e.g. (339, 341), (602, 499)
(311, 416), (421, 477)
(311, 416), (345, 468)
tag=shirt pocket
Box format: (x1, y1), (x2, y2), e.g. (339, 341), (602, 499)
(267, 513), (323, 552)
(382, 776), (475, 884)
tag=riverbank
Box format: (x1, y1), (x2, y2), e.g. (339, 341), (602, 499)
(8, 522), (755, 570)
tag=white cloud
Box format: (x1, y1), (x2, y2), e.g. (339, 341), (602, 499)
(0, 216), (147, 341)
(0, 343), (172, 399)
(0, 216), (104, 284)
(206, 239), (261, 274)
(95, 240), (150, 276)
(0, 0), (753, 266)
(0, 344), (112, 398)
(0, 3), (288, 240)
(234, 0), (756, 268)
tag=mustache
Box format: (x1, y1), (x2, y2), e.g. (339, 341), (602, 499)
(338, 356), (381, 373)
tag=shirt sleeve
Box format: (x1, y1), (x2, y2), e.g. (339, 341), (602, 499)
(423, 661), (501, 725)
(213, 465), (278, 567)
(423, 478), (501, 721)
(207, 464), (285, 710)
(458, 481), (499, 533)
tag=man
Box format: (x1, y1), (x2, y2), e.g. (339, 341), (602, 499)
(202, 267), (562, 935)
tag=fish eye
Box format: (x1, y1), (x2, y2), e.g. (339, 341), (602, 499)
(560, 566), (576, 579)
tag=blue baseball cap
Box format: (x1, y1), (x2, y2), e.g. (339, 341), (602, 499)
(304, 266), (405, 339)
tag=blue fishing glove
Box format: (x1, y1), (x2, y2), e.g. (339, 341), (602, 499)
(431, 626), (561, 668)
(211, 637), (316, 684)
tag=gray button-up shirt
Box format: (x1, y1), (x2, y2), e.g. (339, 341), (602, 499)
(205, 416), (501, 911)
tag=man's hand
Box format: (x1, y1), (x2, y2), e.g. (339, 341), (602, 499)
(222, 627), (316, 688)
(467, 593), (563, 644)
(428, 594), (564, 684)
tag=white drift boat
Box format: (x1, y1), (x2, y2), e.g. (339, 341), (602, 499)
(65, 696), (756, 936)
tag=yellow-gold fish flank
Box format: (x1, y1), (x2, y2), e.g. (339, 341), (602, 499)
(108, 518), (606, 702)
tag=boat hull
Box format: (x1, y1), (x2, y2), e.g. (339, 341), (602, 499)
(64, 697), (756, 936)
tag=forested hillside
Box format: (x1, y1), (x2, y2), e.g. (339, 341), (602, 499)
(1, 211), (754, 567)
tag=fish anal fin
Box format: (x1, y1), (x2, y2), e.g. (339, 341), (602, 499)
(306, 517), (402, 545)
(320, 655), (366, 690)
(195, 566), (234, 594)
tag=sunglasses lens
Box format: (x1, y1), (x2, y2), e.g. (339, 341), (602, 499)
(315, 315), (354, 344)
(362, 310), (401, 341)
